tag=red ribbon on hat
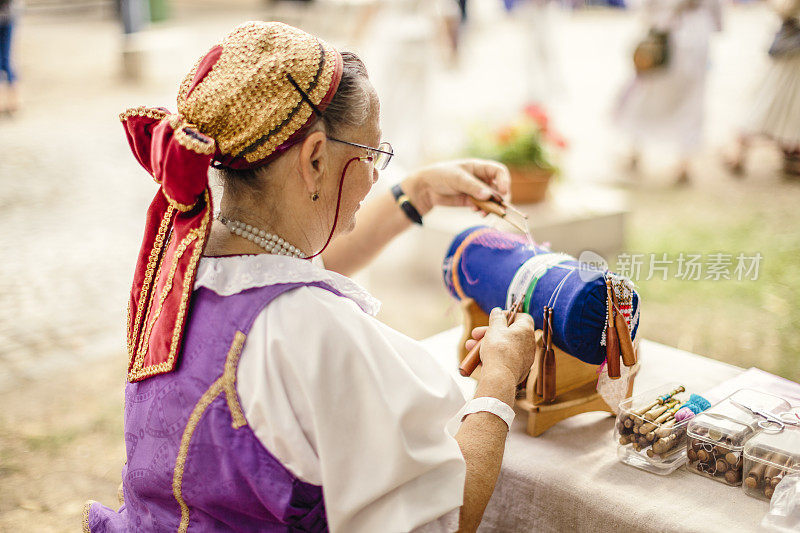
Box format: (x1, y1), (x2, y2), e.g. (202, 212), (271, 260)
(121, 107), (216, 382)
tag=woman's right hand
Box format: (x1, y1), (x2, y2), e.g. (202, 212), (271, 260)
(464, 308), (537, 384)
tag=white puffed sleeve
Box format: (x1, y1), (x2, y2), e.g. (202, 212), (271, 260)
(237, 285), (467, 533)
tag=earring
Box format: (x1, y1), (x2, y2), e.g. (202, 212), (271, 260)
(311, 192), (320, 202)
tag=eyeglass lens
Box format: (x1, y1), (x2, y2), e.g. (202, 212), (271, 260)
(374, 142), (393, 170)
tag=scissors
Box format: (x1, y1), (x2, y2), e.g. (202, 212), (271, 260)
(730, 399), (800, 432)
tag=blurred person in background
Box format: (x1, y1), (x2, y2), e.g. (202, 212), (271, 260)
(84, 21), (536, 533)
(0, 0), (19, 114)
(614, 0), (722, 185)
(725, 0), (800, 178)
(441, 0), (467, 65)
(509, 0), (565, 104)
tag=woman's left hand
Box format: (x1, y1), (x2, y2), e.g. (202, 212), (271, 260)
(402, 159), (511, 217)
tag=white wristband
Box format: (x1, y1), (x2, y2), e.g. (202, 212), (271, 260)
(461, 397), (515, 430)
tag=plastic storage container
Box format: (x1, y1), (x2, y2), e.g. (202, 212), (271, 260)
(742, 425), (800, 500)
(686, 389), (791, 486)
(616, 383), (694, 475)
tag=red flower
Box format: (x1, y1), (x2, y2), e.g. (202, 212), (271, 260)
(545, 130), (568, 149)
(524, 103), (549, 131)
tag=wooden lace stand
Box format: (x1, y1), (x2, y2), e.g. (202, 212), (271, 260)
(459, 298), (637, 437)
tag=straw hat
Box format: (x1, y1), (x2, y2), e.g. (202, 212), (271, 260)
(178, 21), (343, 168)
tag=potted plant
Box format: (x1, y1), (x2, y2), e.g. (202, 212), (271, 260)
(467, 103), (567, 203)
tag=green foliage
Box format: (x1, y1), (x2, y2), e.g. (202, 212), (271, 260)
(465, 104), (565, 170)
(621, 187), (800, 382)
(467, 125), (553, 169)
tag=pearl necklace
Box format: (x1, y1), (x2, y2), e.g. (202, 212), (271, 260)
(218, 216), (307, 259)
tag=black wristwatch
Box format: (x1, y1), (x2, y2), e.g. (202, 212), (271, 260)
(391, 184), (423, 225)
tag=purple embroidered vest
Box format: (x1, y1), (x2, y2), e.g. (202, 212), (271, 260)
(86, 282), (340, 532)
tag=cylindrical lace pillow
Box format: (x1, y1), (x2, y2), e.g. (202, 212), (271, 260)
(442, 226), (640, 365)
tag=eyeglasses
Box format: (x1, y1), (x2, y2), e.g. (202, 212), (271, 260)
(327, 138), (394, 170)
(286, 73), (394, 171)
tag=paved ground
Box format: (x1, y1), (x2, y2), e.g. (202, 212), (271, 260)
(0, 1), (797, 529)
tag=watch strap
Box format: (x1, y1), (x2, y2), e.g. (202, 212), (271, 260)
(391, 183), (423, 225)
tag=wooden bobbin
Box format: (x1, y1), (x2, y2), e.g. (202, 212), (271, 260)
(458, 298), (638, 437)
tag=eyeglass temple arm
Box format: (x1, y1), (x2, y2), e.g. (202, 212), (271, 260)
(288, 75), (393, 162)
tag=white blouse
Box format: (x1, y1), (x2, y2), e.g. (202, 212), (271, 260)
(194, 254), (467, 533)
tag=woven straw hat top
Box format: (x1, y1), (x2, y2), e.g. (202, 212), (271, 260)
(177, 21), (343, 168)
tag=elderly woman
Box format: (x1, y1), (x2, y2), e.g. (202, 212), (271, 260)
(84, 22), (534, 533)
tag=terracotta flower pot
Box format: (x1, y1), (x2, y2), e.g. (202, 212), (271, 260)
(507, 165), (554, 204)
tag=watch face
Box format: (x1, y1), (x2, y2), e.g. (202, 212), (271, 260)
(391, 184), (404, 199)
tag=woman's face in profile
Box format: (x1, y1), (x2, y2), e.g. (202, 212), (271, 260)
(330, 83), (382, 235)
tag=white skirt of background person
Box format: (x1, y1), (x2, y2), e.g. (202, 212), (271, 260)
(745, 0), (800, 148)
(194, 254), (467, 533)
(614, 0), (722, 154)
(518, 0), (566, 104)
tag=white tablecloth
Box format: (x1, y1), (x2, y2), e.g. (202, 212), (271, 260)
(420, 328), (770, 533)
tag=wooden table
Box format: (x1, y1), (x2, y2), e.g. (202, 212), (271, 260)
(420, 328), (771, 533)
